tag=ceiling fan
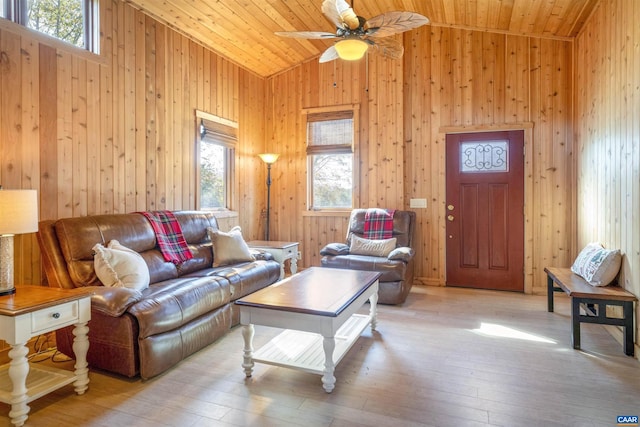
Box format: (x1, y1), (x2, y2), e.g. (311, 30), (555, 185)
(275, 0), (429, 63)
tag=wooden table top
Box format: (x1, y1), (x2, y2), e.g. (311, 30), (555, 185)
(235, 267), (381, 317)
(0, 286), (94, 316)
(545, 267), (637, 301)
(246, 240), (298, 249)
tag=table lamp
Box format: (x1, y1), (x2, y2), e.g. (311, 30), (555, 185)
(0, 189), (38, 296)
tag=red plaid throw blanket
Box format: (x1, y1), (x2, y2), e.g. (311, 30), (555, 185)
(138, 211), (193, 264)
(363, 208), (396, 239)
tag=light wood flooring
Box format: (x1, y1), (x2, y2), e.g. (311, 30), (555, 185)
(2, 286), (639, 427)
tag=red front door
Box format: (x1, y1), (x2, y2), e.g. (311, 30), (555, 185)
(445, 131), (524, 291)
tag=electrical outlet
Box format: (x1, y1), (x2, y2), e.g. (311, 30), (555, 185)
(409, 198), (427, 208)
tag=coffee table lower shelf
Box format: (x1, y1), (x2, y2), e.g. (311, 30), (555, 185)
(253, 313), (371, 375)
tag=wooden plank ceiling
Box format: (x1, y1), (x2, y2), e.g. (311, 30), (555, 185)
(123, 0), (599, 77)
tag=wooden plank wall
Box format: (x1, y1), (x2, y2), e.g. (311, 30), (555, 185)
(267, 28), (574, 294)
(574, 0), (640, 352)
(2, 0), (628, 351)
(0, 0), (265, 287)
(1, 1), (580, 299)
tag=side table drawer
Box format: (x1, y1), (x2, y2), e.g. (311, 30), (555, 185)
(31, 300), (79, 334)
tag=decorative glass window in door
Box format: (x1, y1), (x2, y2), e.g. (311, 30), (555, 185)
(460, 140), (509, 173)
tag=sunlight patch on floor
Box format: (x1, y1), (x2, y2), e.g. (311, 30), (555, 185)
(470, 322), (556, 344)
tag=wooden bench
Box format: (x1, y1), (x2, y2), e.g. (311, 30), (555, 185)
(545, 267), (637, 356)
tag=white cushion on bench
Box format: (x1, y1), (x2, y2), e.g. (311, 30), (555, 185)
(571, 242), (621, 287)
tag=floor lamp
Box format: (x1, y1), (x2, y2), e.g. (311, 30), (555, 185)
(258, 153), (279, 241)
(0, 189), (39, 296)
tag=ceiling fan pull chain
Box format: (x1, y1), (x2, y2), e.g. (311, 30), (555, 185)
(365, 53), (369, 93)
(333, 60), (337, 87)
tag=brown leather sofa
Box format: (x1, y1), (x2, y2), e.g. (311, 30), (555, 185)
(37, 211), (280, 379)
(320, 209), (416, 304)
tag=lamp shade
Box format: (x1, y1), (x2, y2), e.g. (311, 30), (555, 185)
(0, 190), (38, 235)
(334, 39), (369, 61)
(258, 153), (280, 164)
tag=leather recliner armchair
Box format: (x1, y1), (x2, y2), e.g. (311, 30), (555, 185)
(320, 209), (416, 304)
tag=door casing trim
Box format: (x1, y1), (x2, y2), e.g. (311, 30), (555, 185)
(441, 123), (534, 294)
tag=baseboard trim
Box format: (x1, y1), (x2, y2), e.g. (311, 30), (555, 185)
(414, 277), (444, 287)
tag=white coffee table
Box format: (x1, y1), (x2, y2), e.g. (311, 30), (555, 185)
(235, 267), (380, 393)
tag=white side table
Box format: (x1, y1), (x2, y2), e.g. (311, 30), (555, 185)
(247, 240), (300, 280)
(0, 286), (92, 427)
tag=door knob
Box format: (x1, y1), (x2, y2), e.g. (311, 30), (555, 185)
(447, 205), (454, 211)
(447, 215), (454, 221)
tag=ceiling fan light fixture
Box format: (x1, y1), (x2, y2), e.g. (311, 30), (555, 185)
(334, 38), (368, 61)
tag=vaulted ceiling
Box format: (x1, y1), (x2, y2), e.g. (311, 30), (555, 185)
(123, 0), (600, 77)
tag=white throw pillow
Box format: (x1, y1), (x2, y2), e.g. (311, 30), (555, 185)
(207, 226), (255, 267)
(349, 235), (397, 257)
(571, 242), (621, 286)
(93, 240), (150, 291)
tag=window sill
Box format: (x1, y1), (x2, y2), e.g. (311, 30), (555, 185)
(0, 18), (105, 65)
(302, 210), (351, 218)
(206, 210), (239, 219)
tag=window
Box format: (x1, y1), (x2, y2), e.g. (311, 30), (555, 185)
(305, 106), (358, 210)
(1, 0), (99, 53)
(460, 140), (509, 173)
(197, 112), (236, 210)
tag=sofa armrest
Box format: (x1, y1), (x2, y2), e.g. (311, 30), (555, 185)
(388, 247), (414, 262)
(249, 249), (274, 261)
(90, 286), (143, 317)
(320, 243), (350, 256)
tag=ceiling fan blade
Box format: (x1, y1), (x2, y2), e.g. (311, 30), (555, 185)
(368, 37), (405, 60)
(319, 45), (340, 63)
(365, 12), (429, 38)
(322, 0), (360, 30)
(275, 31), (338, 39)
(321, 0), (345, 28)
